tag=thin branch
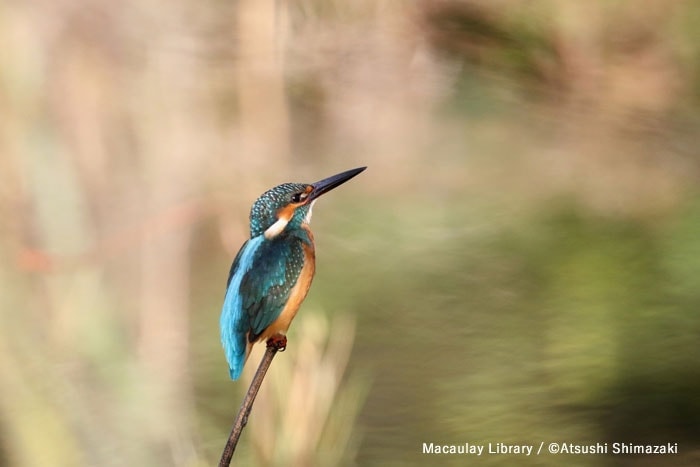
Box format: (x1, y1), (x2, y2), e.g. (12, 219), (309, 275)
(219, 337), (286, 467)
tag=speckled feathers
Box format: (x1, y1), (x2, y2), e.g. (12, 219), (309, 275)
(249, 183), (311, 238)
(240, 229), (313, 341)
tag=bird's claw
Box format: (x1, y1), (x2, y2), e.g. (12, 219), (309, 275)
(267, 334), (287, 352)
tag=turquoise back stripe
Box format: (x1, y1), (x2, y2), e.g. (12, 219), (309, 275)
(220, 235), (264, 380)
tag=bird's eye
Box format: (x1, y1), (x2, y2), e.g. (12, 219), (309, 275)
(291, 192), (307, 203)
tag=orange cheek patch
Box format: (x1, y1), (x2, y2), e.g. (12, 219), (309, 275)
(276, 204), (296, 222)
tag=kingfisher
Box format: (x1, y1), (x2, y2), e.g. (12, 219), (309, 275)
(220, 166), (366, 380)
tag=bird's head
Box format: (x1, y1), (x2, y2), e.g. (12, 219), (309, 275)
(249, 167), (366, 239)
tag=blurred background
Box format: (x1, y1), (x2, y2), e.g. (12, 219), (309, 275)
(1, 0), (700, 465)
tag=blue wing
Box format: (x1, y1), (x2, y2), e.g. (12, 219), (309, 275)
(220, 232), (310, 380)
(240, 234), (309, 339)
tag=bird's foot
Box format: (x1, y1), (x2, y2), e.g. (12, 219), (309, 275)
(267, 334), (287, 352)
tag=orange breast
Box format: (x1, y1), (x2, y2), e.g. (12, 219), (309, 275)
(258, 232), (316, 341)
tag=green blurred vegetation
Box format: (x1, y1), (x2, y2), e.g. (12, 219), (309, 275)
(2, 0), (700, 466)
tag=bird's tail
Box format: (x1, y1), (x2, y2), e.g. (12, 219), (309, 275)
(228, 341), (253, 380)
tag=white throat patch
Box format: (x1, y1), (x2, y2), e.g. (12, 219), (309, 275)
(304, 200), (316, 224)
(264, 217), (289, 239)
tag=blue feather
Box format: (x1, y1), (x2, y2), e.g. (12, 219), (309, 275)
(240, 232), (308, 337)
(220, 230), (311, 380)
(220, 235), (264, 380)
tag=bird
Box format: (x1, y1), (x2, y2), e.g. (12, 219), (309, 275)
(220, 166), (366, 380)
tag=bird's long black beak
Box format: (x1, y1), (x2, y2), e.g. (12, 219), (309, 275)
(307, 166), (366, 202)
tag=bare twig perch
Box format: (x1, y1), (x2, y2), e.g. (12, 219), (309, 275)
(218, 337), (286, 467)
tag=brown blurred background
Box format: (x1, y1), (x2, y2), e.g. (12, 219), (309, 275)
(1, 0), (700, 466)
